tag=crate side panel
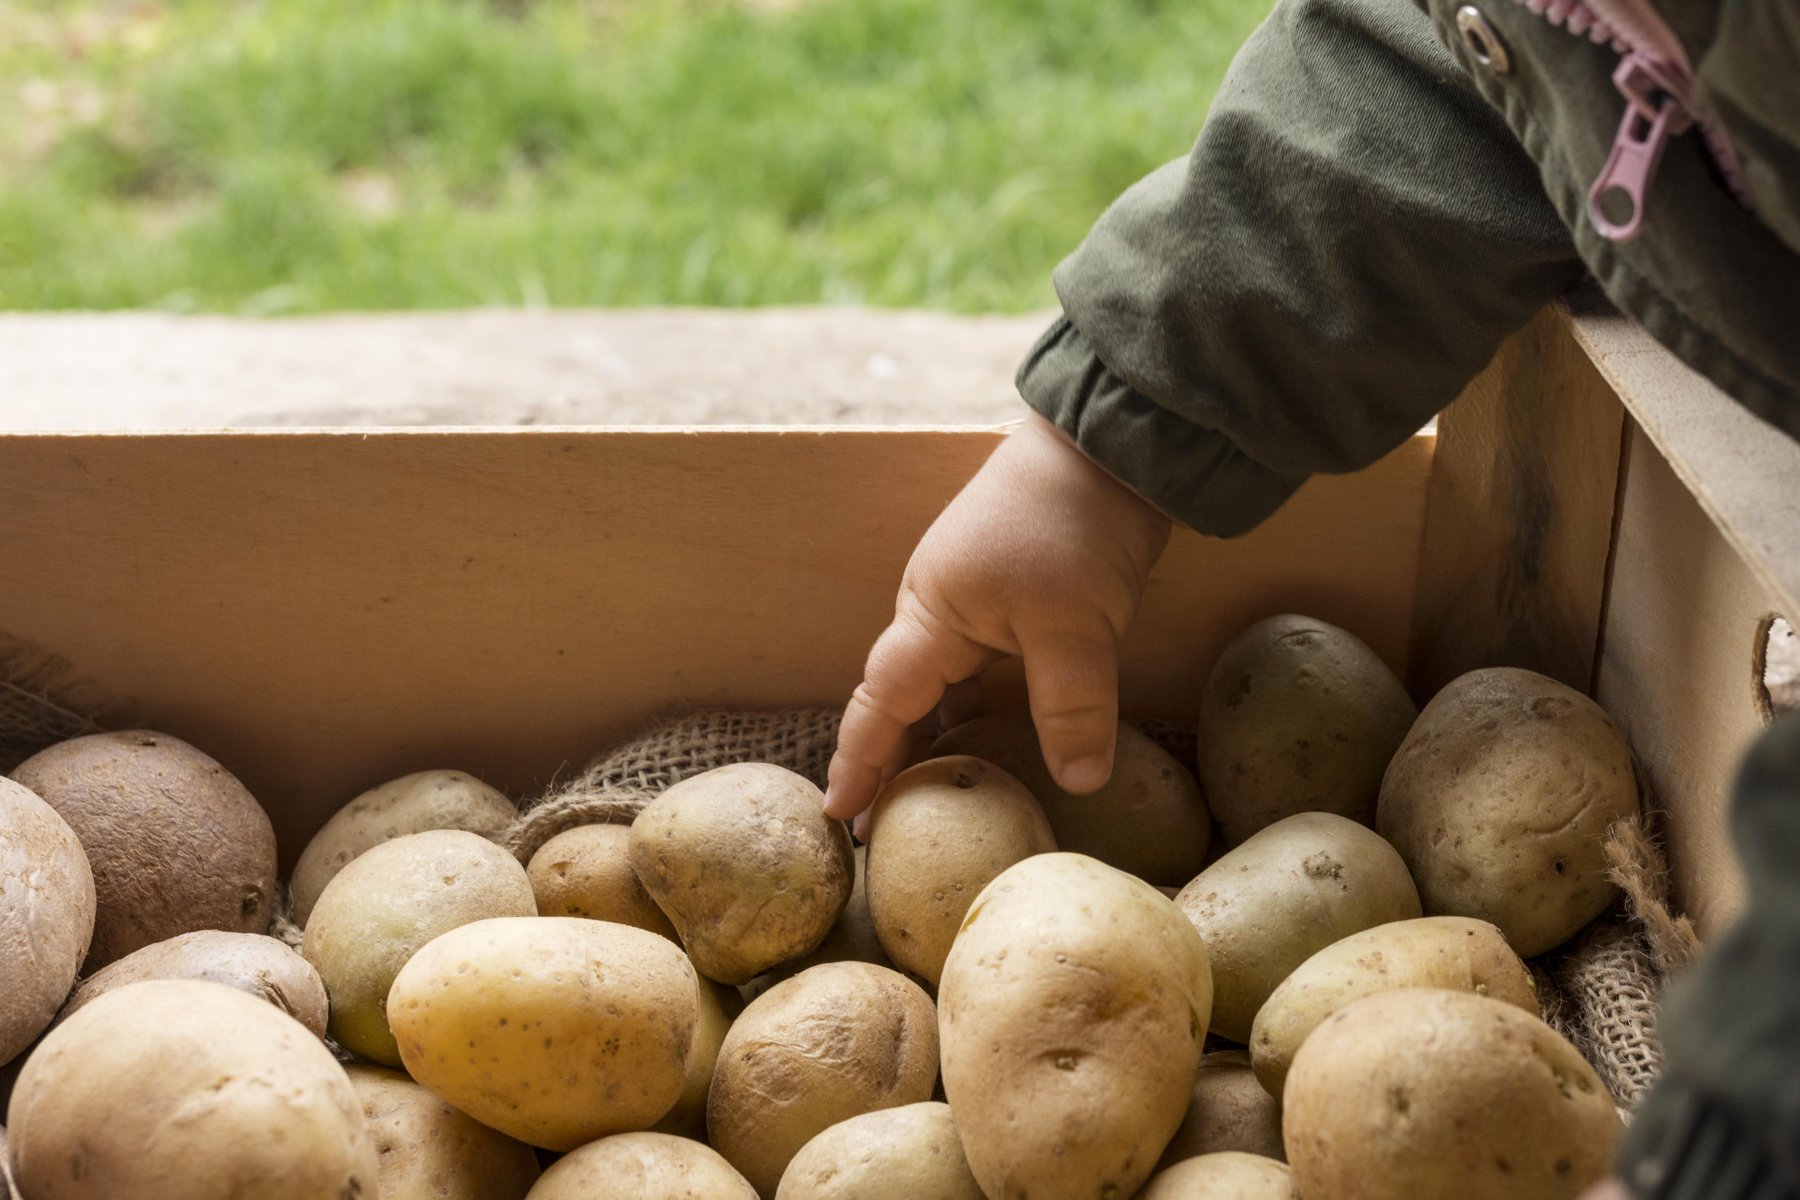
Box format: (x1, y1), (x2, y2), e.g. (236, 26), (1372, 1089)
(0, 429), (1429, 864)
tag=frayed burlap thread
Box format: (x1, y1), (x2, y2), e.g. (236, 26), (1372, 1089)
(0, 633), (111, 774)
(502, 709), (842, 862)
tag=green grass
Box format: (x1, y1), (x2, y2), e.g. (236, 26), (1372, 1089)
(0, 0), (1268, 312)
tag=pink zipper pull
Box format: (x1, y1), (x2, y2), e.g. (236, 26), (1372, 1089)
(1588, 52), (1689, 241)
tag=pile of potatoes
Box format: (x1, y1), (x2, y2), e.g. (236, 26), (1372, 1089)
(0, 613), (1644, 1200)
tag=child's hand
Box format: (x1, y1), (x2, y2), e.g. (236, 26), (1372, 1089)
(823, 412), (1171, 826)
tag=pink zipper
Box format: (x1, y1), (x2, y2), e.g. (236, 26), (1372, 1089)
(1508, 0), (1751, 241)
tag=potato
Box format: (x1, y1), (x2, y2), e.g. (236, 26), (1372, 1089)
(302, 828), (537, 1064)
(390, 916), (697, 1151)
(290, 769), (518, 925)
(939, 853), (1211, 1200)
(709, 962), (937, 1197)
(865, 756), (1055, 986)
(5, 979), (377, 1200)
(1, 1124), (15, 1200)
(1284, 988), (1621, 1200)
(528, 822), (678, 940)
(934, 716), (1210, 886)
(1377, 668), (1639, 956)
(776, 1102), (983, 1200)
(1158, 1051), (1285, 1168)
(11, 730), (276, 968)
(0, 777), (94, 1065)
(1198, 615), (1417, 842)
(652, 973), (742, 1139)
(59, 930), (327, 1039)
(1138, 1152), (1296, 1199)
(526, 1132), (757, 1200)
(1250, 916), (1535, 1095)
(743, 845), (892, 1001)
(349, 1063), (540, 1200)
(630, 763), (853, 985)
(1175, 812), (1420, 1043)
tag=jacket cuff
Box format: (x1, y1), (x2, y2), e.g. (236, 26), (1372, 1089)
(1621, 1089), (1794, 1200)
(1016, 314), (1308, 538)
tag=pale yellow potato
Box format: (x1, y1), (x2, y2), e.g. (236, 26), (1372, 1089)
(631, 763), (853, 985)
(5, 980), (377, 1200)
(1175, 812), (1420, 1043)
(1285, 988), (1621, 1200)
(0, 778), (94, 1065)
(1377, 668), (1639, 957)
(776, 1102), (982, 1200)
(1157, 1051), (1285, 1169)
(1198, 615), (1417, 842)
(349, 1063), (539, 1200)
(865, 756), (1055, 986)
(933, 716), (1210, 886)
(389, 916), (697, 1151)
(940, 853), (1212, 1200)
(290, 769), (518, 925)
(742, 845), (893, 1002)
(710, 962), (937, 1197)
(528, 822), (678, 940)
(526, 1132), (757, 1200)
(651, 973), (742, 1139)
(60, 930), (327, 1039)
(303, 828), (536, 1064)
(1138, 1152), (1297, 1199)
(1250, 916), (1536, 1095)
(11, 731), (276, 969)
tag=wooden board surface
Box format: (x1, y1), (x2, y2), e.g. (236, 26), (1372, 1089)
(1566, 293), (1800, 622)
(1595, 424), (1779, 937)
(0, 427), (1432, 867)
(1408, 306), (1627, 699)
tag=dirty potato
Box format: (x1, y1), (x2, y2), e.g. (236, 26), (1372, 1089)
(1250, 916), (1535, 1095)
(709, 962), (938, 1197)
(349, 1063), (539, 1200)
(59, 930), (327, 1039)
(940, 853), (1212, 1200)
(1175, 812), (1421, 1043)
(11, 731), (276, 968)
(1198, 615), (1417, 842)
(389, 916), (698, 1151)
(1157, 1051), (1285, 1168)
(934, 716), (1210, 886)
(1377, 668), (1639, 956)
(1284, 988), (1621, 1200)
(0, 778), (94, 1065)
(630, 764), (853, 985)
(865, 756), (1055, 986)
(776, 1102), (983, 1200)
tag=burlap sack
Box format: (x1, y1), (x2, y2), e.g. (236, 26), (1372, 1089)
(0, 634), (109, 775)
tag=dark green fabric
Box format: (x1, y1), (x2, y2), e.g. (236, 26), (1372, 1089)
(1020, 0), (1799, 539)
(1018, 0), (1583, 536)
(1621, 715), (1800, 1200)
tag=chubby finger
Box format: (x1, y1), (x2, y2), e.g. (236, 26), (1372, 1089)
(1020, 624), (1121, 795)
(825, 610), (990, 821)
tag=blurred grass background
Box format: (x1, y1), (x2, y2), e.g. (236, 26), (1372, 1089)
(0, 0), (1267, 313)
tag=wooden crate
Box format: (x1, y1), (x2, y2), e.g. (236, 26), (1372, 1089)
(1, 301), (1793, 939)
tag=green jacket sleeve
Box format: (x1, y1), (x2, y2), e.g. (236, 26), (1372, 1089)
(1018, 0), (1584, 536)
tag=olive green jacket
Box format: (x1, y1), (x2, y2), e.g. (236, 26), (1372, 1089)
(1019, 0), (1798, 538)
(1017, 1), (1800, 1193)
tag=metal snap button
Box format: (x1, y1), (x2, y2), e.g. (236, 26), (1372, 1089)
(1455, 5), (1513, 76)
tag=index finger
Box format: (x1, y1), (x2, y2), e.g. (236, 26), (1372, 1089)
(825, 609), (990, 821)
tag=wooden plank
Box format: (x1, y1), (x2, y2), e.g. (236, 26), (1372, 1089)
(1595, 424), (1781, 938)
(1408, 306), (1627, 699)
(0, 428), (1432, 869)
(1565, 294), (1800, 622)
